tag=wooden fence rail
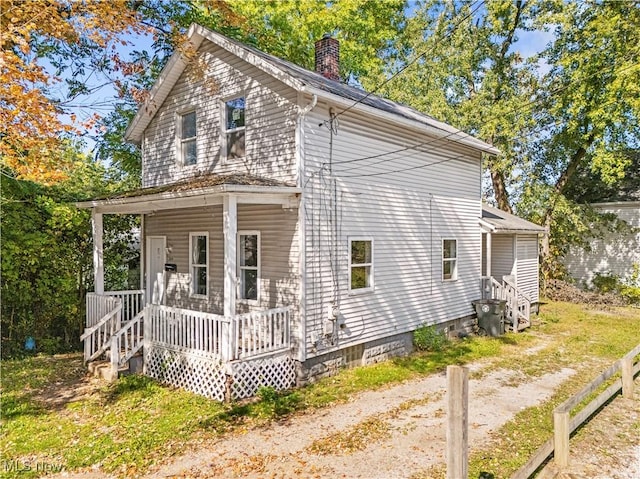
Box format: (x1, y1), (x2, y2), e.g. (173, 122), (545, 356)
(511, 343), (640, 479)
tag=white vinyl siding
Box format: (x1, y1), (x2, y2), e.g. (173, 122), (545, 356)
(564, 202), (640, 288)
(515, 234), (540, 303)
(302, 98), (483, 358)
(142, 40), (298, 187)
(144, 205), (299, 320)
(491, 235), (515, 282)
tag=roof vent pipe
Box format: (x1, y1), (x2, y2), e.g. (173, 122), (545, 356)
(315, 33), (340, 82)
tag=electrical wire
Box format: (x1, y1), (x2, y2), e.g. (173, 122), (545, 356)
(329, 0), (487, 123)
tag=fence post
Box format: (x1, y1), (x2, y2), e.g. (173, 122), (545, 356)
(621, 357), (634, 399)
(110, 333), (119, 382)
(143, 305), (151, 375)
(553, 409), (570, 468)
(447, 365), (469, 479)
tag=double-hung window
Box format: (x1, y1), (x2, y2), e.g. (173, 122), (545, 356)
(179, 111), (197, 165)
(238, 231), (259, 301)
(189, 232), (208, 296)
(442, 239), (458, 281)
(223, 97), (245, 159)
(349, 238), (373, 292)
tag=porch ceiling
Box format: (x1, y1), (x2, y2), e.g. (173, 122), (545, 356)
(76, 183), (300, 214)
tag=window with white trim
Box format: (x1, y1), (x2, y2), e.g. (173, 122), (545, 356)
(223, 96), (245, 159)
(349, 238), (373, 292)
(238, 231), (259, 301)
(442, 239), (457, 281)
(178, 111), (197, 165)
(189, 232), (208, 296)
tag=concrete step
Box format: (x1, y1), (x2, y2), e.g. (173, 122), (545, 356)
(87, 352), (143, 381)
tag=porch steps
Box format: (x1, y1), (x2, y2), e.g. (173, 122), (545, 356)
(87, 353), (143, 381)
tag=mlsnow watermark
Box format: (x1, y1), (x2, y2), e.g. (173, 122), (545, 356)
(3, 460), (64, 473)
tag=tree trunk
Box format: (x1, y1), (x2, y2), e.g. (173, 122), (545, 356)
(540, 134), (596, 272)
(489, 160), (513, 213)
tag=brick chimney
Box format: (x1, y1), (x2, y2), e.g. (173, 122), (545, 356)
(315, 34), (340, 82)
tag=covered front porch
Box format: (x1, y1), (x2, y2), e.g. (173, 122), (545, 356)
(77, 176), (301, 400)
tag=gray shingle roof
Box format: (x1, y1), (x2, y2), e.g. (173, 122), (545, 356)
(482, 204), (546, 234)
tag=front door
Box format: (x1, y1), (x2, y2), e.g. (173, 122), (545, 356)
(146, 236), (166, 305)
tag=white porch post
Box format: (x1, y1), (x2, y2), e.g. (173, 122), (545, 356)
(223, 195), (237, 362)
(92, 209), (104, 294)
(486, 232), (492, 277)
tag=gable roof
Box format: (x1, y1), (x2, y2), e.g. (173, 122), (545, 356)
(481, 204), (546, 235)
(125, 24), (499, 156)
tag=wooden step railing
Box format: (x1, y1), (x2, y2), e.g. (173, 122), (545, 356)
(481, 276), (531, 332)
(104, 290), (145, 323)
(81, 297), (122, 362)
(503, 276), (531, 332)
(110, 310), (145, 375)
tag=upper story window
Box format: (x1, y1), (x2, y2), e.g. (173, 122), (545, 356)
(349, 238), (374, 292)
(442, 239), (458, 281)
(189, 232), (208, 297)
(179, 111), (197, 166)
(238, 231), (259, 301)
(223, 97), (245, 160)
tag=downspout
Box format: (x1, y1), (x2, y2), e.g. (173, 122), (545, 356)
(296, 92), (318, 364)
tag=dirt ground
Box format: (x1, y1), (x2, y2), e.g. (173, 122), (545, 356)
(44, 348), (639, 479)
(44, 347), (639, 479)
(132, 370), (637, 479)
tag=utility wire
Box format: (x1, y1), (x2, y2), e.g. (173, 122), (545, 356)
(323, 58), (639, 176)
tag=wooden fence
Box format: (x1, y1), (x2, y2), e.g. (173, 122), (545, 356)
(511, 343), (640, 479)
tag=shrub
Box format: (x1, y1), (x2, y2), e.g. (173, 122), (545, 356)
(413, 324), (449, 352)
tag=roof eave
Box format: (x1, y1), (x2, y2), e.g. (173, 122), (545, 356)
(125, 24), (306, 144)
(76, 184), (302, 214)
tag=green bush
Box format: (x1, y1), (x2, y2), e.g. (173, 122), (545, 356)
(413, 324), (449, 352)
(592, 272), (620, 293)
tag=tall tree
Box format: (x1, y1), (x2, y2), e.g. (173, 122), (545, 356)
(374, 0), (540, 212)
(521, 0), (640, 271)
(0, 0), (150, 183)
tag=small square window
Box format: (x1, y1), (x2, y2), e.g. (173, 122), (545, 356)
(223, 97), (245, 159)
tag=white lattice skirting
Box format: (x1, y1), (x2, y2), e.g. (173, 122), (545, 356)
(145, 345), (296, 401)
(229, 355), (297, 399)
(146, 346), (228, 401)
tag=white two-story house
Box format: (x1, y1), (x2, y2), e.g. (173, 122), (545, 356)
(79, 24), (538, 401)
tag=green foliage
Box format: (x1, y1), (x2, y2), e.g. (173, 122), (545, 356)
(591, 267), (640, 306)
(412, 323), (449, 352)
(0, 149), (139, 358)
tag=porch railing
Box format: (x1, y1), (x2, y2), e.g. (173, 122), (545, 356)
(86, 290), (144, 328)
(233, 307), (291, 359)
(503, 276), (531, 332)
(145, 305), (230, 359)
(104, 290), (145, 323)
(111, 310), (145, 370)
(81, 296), (122, 362)
(481, 276), (505, 300)
(144, 305), (291, 361)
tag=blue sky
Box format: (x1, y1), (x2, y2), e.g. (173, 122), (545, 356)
(56, 14), (555, 155)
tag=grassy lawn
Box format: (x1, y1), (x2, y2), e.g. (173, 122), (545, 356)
(1, 300), (639, 478)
